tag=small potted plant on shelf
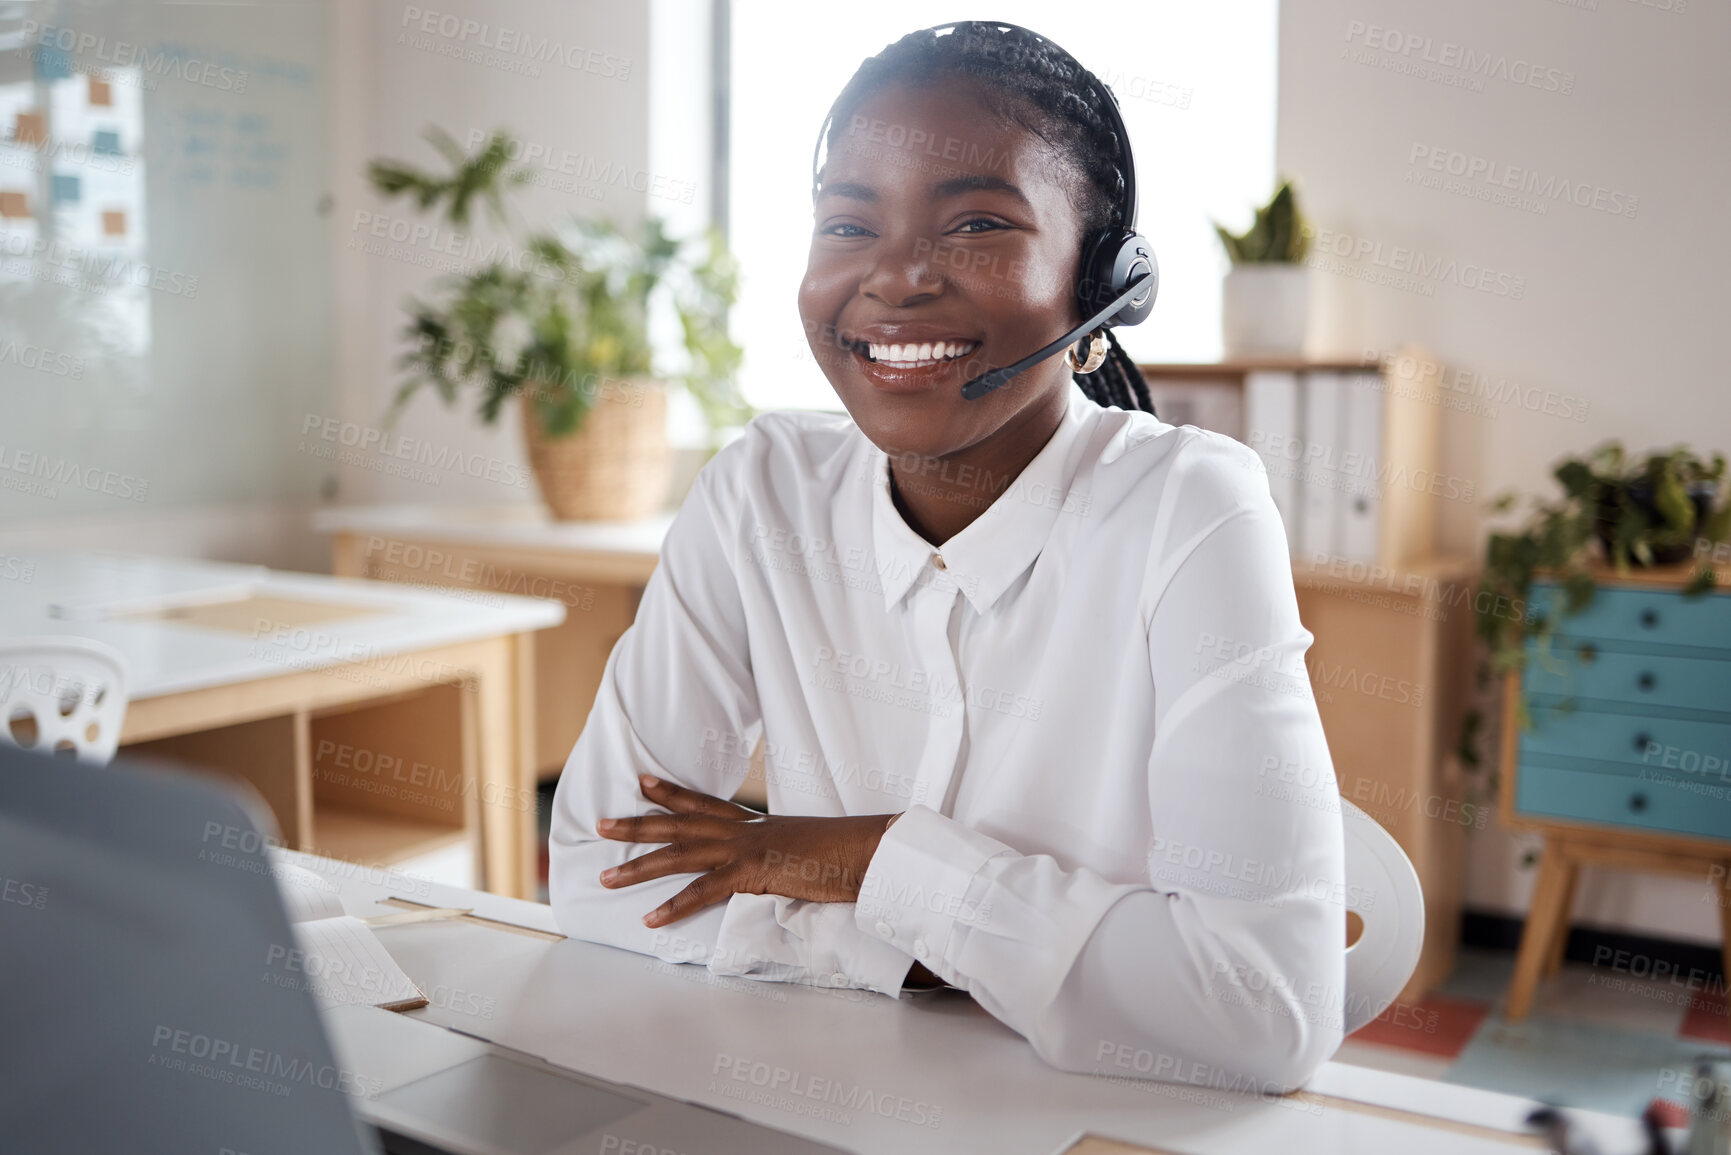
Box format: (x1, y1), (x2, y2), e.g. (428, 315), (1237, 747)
(367, 128), (750, 521)
(1213, 179), (1312, 357)
(1458, 442), (1731, 785)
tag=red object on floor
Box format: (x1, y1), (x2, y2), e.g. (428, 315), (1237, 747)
(1347, 992), (1491, 1059)
(1648, 1098), (1693, 1129)
(1680, 985), (1731, 1044)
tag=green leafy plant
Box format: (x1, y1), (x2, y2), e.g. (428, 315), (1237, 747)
(1459, 442), (1731, 784)
(1213, 180), (1311, 264)
(366, 128), (750, 440)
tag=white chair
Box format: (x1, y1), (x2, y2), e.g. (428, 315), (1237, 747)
(1341, 798), (1425, 1035)
(0, 637), (129, 765)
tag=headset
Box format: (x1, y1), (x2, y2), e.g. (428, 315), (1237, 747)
(810, 20), (1159, 402)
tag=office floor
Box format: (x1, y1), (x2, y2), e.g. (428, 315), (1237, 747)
(1337, 947), (1731, 1122)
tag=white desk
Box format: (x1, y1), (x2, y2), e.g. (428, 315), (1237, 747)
(2, 553), (564, 896)
(289, 851), (1649, 1155)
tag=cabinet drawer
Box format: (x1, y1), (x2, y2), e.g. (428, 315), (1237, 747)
(1530, 582), (1731, 653)
(1520, 702), (1731, 771)
(1515, 763), (1731, 841)
(1523, 645), (1731, 714)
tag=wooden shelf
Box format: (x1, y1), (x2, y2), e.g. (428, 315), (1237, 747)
(1137, 358), (1383, 378)
(314, 806), (470, 868)
(1291, 553), (1478, 593)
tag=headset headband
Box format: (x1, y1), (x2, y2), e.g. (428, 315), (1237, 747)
(811, 20), (1137, 232)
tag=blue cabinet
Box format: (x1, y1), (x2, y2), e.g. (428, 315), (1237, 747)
(1501, 570), (1731, 1024)
(1513, 578), (1731, 840)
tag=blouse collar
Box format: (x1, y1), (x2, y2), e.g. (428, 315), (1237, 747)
(867, 384), (1096, 615)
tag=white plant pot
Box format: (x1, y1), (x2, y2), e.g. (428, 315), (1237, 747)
(1220, 264), (1311, 357)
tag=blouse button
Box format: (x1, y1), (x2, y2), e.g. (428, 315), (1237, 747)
(913, 938), (931, 959)
(875, 921), (895, 940)
(931, 553), (947, 570)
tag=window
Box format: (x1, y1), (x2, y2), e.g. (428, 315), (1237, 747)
(727, 2), (1279, 413)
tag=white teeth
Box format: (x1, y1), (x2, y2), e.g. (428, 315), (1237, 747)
(861, 340), (977, 364)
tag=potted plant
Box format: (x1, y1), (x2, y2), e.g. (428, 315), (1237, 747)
(1213, 180), (1312, 357)
(367, 128), (750, 521)
(1459, 442), (1731, 785)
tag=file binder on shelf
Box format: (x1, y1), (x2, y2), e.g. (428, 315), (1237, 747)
(1136, 349), (1442, 570)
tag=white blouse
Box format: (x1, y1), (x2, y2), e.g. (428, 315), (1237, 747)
(548, 383), (1346, 1091)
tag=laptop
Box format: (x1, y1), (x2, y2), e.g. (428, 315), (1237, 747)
(0, 743), (850, 1155)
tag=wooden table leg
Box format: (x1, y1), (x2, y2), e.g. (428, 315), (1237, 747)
(1717, 861), (1731, 990)
(469, 633), (536, 899)
(1507, 838), (1572, 1021)
(330, 532), (369, 579)
(1542, 858), (1580, 978)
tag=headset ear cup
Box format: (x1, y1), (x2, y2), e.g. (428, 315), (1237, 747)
(1077, 229), (1158, 328)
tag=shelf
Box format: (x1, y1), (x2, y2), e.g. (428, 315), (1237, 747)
(313, 805), (470, 868)
(1137, 358), (1384, 378)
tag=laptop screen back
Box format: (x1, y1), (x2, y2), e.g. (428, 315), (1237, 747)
(0, 745), (377, 1155)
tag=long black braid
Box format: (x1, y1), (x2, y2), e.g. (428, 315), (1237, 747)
(816, 21), (1157, 417)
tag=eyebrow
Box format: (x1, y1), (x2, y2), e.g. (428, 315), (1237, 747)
(814, 174), (1031, 207)
(931, 173), (1030, 206)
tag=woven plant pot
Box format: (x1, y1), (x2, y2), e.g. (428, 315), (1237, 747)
(520, 378), (670, 521)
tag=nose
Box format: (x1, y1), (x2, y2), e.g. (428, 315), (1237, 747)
(859, 231), (944, 308)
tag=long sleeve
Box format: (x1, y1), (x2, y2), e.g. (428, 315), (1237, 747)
(853, 482), (1345, 1091)
(547, 443), (916, 995)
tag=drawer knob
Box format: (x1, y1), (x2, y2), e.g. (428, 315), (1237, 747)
(1637, 671), (1657, 691)
(1629, 793), (1649, 813)
(1640, 608), (1660, 628)
(1634, 731), (1654, 753)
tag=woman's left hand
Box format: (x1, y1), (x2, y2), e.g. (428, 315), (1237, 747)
(596, 774), (897, 928)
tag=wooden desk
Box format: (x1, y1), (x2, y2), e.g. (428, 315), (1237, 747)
(314, 505), (670, 782)
(1293, 553), (1478, 998)
(1, 553), (563, 898)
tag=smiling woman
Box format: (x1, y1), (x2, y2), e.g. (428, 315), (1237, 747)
(548, 21), (1344, 1093)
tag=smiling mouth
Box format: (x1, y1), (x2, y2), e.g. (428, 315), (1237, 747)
(845, 338), (981, 369)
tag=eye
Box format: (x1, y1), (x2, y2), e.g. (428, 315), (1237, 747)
(821, 222), (875, 238)
(951, 217), (1008, 235)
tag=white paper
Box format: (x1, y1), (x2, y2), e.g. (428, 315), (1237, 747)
(290, 915), (426, 1011)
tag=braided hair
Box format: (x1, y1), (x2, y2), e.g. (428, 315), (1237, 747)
(816, 21), (1156, 416)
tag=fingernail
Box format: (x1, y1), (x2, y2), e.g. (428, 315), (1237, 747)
(597, 818), (616, 832)
(640, 774), (661, 789)
(642, 911), (662, 927)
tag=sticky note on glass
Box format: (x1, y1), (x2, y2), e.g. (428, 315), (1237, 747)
(51, 174), (80, 204)
(102, 210), (126, 237)
(34, 47), (71, 80)
(14, 111), (46, 147)
(93, 129), (121, 156)
(89, 75), (113, 106)
(0, 191), (29, 218)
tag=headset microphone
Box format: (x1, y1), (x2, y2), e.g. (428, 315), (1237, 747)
(961, 259), (1157, 400)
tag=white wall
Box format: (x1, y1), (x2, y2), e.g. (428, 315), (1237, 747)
(1279, 0), (1731, 944)
(329, 0), (663, 511)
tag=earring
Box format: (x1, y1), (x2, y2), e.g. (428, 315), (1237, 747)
(1065, 329), (1108, 374)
